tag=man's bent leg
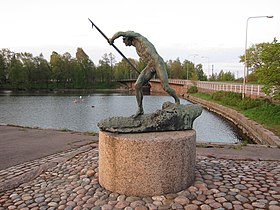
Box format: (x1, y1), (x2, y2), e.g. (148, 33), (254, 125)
(133, 72), (145, 117)
(162, 83), (180, 104)
(156, 62), (180, 104)
(133, 67), (155, 117)
(134, 82), (144, 117)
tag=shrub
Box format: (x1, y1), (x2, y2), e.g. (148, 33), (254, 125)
(211, 91), (241, 107)
(187, 86), (198, 94)
(222, 92), (241, 106)
(211, 91), (227, 101)
(238, 98), (264, 110)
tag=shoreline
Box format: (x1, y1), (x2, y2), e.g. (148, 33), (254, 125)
(184, 94), (280, 146)
(1, 124), (280, 171)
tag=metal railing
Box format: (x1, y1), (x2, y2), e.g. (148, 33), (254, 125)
(152, 79), (266, 97)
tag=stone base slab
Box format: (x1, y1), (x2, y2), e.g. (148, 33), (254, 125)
(98, 130), (196, 196)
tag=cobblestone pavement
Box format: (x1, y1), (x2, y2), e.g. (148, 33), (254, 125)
(0, 143), (279, 210)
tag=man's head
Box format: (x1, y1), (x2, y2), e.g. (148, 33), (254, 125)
(123, 37), (133, 46)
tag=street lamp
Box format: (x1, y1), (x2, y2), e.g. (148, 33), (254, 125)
(242, 15), (273, 99)
(201, 56), (210, 77)
(187, 54), (198, 81)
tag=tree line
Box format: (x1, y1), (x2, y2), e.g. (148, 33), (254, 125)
(0, 48), (238, 91)
(0, 38), (278, 99)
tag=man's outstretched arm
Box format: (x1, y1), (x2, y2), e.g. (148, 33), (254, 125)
(109, 31), (140, 44)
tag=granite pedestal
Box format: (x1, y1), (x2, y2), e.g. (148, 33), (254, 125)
(98, 130), (196, 196)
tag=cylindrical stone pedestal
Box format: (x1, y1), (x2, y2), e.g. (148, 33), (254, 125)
(98, 130), (196, 196)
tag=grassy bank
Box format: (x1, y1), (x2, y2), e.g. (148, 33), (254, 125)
(191, 91), (280, 137)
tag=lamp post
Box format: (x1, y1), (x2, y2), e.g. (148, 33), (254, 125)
(187, 54), (198, 81)
(201, 56), (210, 78)
(242, 15), (273, 99)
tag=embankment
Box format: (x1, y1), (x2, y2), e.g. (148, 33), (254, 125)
(184, 94), (280, 146)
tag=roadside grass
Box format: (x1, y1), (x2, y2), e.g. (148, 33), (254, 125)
(192, 91), (280, 137)
(241, 104), (280, 137)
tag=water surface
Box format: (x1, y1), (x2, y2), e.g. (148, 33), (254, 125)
(0, 92), (247, 143)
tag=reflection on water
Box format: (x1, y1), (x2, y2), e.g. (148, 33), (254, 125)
(0, 91), (248, 143)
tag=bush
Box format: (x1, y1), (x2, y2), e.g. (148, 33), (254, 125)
(211, 91), (241, 107)
(238, 98), (264, 110)
(187, 86), (198, 94)
(222, 92), (242, 107)
(211, 91), (227, 101)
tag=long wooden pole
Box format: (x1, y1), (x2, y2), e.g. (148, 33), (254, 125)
(88, 18), (140, 75)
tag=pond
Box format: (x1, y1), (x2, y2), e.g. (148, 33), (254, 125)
(0, 91), (249, 143)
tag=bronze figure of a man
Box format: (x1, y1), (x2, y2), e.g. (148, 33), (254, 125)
(109, 31), (180, 117)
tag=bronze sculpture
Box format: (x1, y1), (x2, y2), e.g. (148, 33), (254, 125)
(88, 19), (202, 133)
(109, 31), (180, 117)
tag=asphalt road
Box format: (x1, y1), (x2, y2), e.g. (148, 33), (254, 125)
(0, 125), (97, 170)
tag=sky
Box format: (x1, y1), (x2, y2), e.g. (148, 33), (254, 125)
(1, 0), (279, 77)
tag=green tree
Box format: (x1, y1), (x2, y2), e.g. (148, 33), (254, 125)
(208, 73), (217, 81)
(76, 48), (96, 87)
(240, 39), (280, 99)
(113, 58), (131, 80)
(71, 59), (84, 88)
(97, 53), (111, 83)
(216, 70), (235, 81)
(19, 52), (36, 89)
(0, 48), (14, 86)
(195, 64), (207, 81)
(61, 52), (73, 88)
(0, 54), (6, 86)
(108, 53), (116, 82)
(182, 59), (194, 80)
(256, 39), (280, 99)
(8, 55), (27, 89)
(240, 42), (267, 72)
(33, 54), (51, 88)
(135, 58), (146, 78)
(50, 51), (63, 87)
(166, 58), (182, 79)
(50, 51), (74, 88)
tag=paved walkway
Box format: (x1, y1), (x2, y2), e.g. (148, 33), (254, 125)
(0, 125), (97, 170)
(0, 126), (280, 210)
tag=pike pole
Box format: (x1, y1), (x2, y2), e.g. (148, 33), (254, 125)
(88, 18), (140, 75)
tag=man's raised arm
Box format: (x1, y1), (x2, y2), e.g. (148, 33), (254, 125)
(109, 31), (139, 44)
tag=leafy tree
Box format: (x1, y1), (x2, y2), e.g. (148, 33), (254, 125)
(97, 53), (112, 84)
(61, 52), (73, 87)
(18, 52), (36, 89)
(0, 54), (6, 85)
(108, 53), (116, 82)
(50, 51), (63, 86)
(33, 53), (51, 88)
(0, 48), (14, 64)
(240, 39), (280, 99)
(216, 70), (235, 81)
(166, 58), (182, 79)
(113, 58), (131, 80)
(182, 59), (195, 80)
(76, 48), (96, 87)
(70, 59), (84, 88)
(208, 73), (217, 81)
(195, 64), (207, 81)
(0, 49), (14, 86)
(8, 55), (27, 89)
(76, 47), (89, 61)
(165, 58), (205, 80)
(240, 42), (267, 72)
(135, 58), (146, 78)
(256, 39), (280, 99)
